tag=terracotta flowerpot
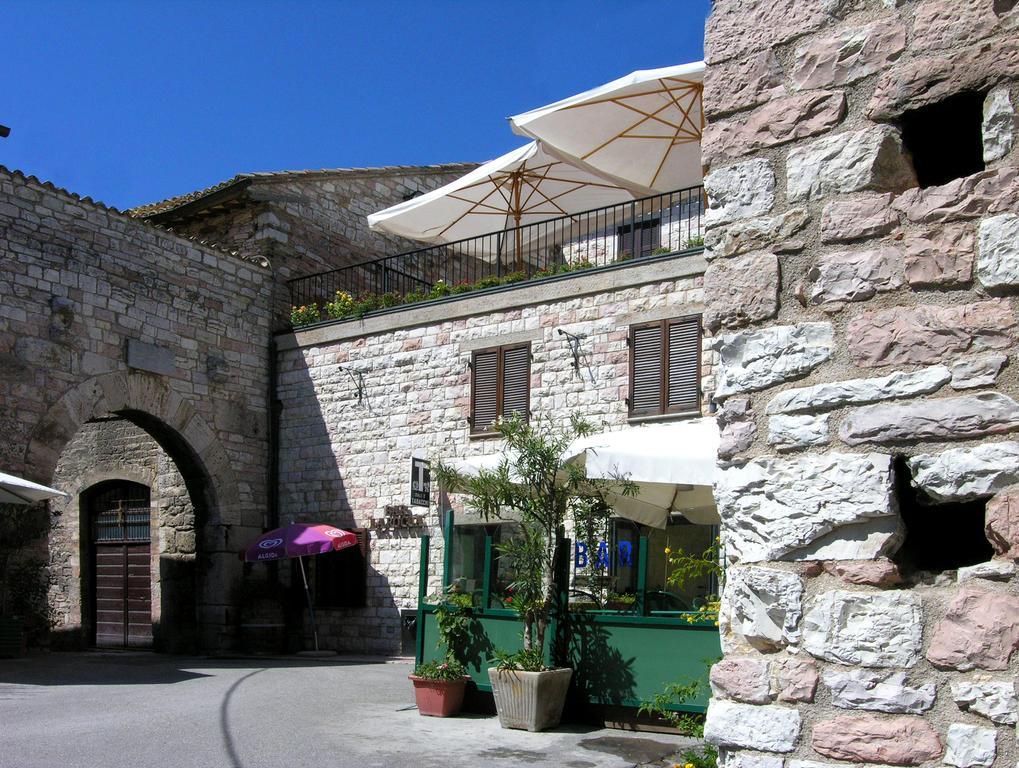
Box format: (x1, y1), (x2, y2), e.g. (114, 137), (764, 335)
(488, 667), (573, 731)
(408, 674), (468, 717)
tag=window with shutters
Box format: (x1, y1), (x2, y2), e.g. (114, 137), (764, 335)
(616, 218), (661, 259)
(628, 315), (701, 419)
(311, 528), (369, 608)
(470, 343), (531, 434)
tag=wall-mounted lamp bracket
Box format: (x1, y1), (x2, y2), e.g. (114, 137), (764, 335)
(557, 328), (588, 374)
(339, 365), (365, 405)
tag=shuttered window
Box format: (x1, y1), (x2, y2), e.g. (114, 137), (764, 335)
(628, 316), (701, 418)
(470, 343), (531, 434)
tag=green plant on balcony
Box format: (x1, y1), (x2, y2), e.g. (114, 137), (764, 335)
(324, 291), (355, 319)
(290, 303), (321, 326)
(650, 246), (673, 256)
(289, 259), (600, 329)
(683, 235), (704, 249)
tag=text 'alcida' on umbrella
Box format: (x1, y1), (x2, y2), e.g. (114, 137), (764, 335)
(241, 522), (358, 653)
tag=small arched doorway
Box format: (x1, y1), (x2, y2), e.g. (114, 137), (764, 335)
(85, 480), (153, 648)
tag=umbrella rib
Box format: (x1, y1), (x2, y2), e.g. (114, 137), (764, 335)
(668, 82), (703, 140)
(649, 84), (702, 188)
(581, 98), (682, 163)
(436, 174), (517, 238)
(516, 161), (556, 214)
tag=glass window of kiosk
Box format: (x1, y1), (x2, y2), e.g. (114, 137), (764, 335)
(448, 523), (501, 607)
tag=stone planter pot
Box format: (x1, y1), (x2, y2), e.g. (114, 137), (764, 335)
(0, 616), (24, 659)
(408, 674), (468, 717)
(488, 667), (573, 731)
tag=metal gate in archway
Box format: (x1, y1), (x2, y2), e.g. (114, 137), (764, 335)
(90, 482), (153, 648)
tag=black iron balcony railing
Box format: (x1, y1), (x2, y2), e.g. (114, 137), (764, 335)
(288, 185), (704, 317)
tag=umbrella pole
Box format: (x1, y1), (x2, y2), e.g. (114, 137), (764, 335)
(297, 555), (320, 652)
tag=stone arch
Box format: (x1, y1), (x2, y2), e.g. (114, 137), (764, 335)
(28, 371), (246, 652)
(26, 370), (241, 524)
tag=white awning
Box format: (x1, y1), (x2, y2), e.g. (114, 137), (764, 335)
(441, 419), (719, 529)
(0, 471), (69, 505)
(563, 419), (720, 529)
(510, 62), (705, 195)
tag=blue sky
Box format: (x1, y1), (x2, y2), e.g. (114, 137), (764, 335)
(2, 1), (710, 210)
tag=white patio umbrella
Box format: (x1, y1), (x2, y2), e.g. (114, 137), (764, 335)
(0, 471), (68, 505)
(510, 62), (705, 195)
(367, 140), (634, 263)
(443, 418), (720, 529)
(562, 419), (720, 529)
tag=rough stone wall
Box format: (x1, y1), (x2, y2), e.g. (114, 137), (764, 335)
(701, 2), (1019, 768)
(49, 418), (196, 650)
(0, 166), (273, 650)
(276, 259), (713, 654)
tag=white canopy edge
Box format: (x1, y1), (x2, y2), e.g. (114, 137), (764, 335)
(367, 142), (538, 239)
(564, 418), (718, 488)
(440, 418), (720, 528)
(0, 470), (69, 505)
(508, 61), (706, 196)
(509, 61), (706, 137)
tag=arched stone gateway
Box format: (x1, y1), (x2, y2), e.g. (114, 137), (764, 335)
(28, 371), (255, 652)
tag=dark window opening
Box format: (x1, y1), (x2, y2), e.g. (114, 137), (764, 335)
(617, 218), (662, 260)
(892, 457), (992, 574)
(311, 528), (369, 608)
(470, 343), (531, 434)
(898, 91), (986, 188)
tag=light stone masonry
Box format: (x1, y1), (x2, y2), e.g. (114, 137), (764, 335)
(715, 453), (898, 562)
(702, 1), (1019, 766)
(802, 590), (923, 668)
(766, 367), (950, 415)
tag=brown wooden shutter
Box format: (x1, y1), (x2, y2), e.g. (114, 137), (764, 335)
(667, 316), (701, 413)
(471, 349), (499, 432)
(501, 345), (530, 421)
(630, 323), (663, 416)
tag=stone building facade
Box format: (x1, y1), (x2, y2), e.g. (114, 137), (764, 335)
(0, 160), (475, 652)
(699, 2), (1019, 768)
(277, 255), (713, 653)
(0, 165), (273, 651)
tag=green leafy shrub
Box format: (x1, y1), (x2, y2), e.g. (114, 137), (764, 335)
(324, 291), (355, 319)
(413, 658), (468, 681)
(290, 304), (321, 326)
(683, 235), (704, 249)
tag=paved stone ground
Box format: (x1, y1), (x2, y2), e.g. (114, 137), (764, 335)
(0, 653), (703, 768)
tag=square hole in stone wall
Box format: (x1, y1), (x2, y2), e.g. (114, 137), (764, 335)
(892, 457), (992, 574)
(898, 91), (986, 188)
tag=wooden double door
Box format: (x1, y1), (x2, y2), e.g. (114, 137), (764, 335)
(90, 482), (153, 648)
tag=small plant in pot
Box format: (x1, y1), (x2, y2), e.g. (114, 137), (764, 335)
(435, 413), (629, 731)
(409, 587), (473, 717)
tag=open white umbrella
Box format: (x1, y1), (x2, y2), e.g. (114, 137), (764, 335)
(367, 141), (634, 265)
(0, 471), (68, 505)
(443, 419), (719, 529)
(563, 419), (720, 529)
(510, 62), (705, 195)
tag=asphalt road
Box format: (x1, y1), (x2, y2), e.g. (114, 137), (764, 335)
(0, 653), (700, 768)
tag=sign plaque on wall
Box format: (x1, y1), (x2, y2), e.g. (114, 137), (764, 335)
(410, 458), (430, 507)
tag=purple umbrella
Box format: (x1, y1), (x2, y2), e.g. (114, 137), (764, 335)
(242, 522), (358, 652)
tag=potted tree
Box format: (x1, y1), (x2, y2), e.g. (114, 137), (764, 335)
(0, 502), (50, 657)
(408, 587), (473, 717)
(435, 414), (628, 731)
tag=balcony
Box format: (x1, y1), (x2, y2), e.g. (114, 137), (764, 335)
(287, 185), (705, 328)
